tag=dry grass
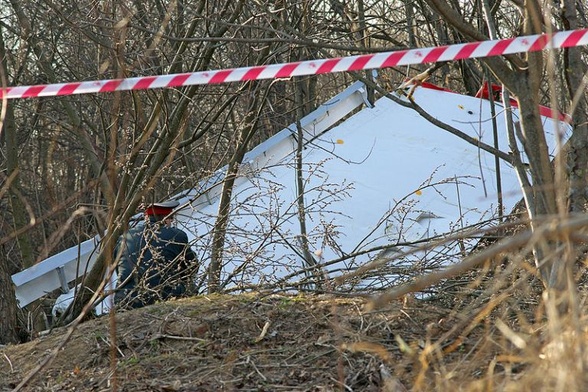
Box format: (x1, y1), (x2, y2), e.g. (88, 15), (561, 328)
(2, 258), (588, 392)
(4, 212), (588, 391)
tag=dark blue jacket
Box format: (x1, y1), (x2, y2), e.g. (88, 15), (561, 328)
(114, 218), (197, 308)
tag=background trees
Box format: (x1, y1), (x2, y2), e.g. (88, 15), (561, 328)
(1, 0), (587, 342)
(422, 0), (588, 311)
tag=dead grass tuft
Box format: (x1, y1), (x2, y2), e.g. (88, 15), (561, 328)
(2, 264), (588, 391)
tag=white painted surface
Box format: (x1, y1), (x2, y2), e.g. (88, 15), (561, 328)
(11, 236), (101, 308)
(172, 84), (570, 290)
(10, 81), (570, 314)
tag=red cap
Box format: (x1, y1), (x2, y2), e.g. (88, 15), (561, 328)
(144, 200), (179, 216)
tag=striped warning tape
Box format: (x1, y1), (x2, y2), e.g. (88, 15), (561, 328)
(2, 29), (588, 99)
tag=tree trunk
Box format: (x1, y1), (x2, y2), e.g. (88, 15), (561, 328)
(208, 86), (267, 293)
(423, 0), (572, 295)
(561, 0), (588, 212)
(514, 76), (557, 218)
(0, 253), (20, 344)
(0, 26), (41, 336)
(294, 80), (322, 289)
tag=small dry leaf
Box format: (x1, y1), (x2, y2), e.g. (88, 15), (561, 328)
(380, 364), (408, 392)
(160, 379), (182, 391)
(395, 335), (413, 355)
(316, 334), (331, 345)
(341, 341), (392, 363)
(223, 350), (239, 364)
(495, 318), (527, 349)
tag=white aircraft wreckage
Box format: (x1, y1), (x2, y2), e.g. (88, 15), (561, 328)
(11, 80), (572, 314)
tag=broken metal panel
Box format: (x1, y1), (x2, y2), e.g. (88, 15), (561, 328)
(14, 81), (573, 310)
(11, 236), (100, 308)
(172, 85), (572, 290)
(12, 82), (371, 309)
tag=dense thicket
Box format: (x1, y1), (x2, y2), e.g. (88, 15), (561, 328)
(1, 0), (586, 343)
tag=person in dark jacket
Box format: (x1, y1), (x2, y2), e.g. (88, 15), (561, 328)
(114, 201), (197, 309)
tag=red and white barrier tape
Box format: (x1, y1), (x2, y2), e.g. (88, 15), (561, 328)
(2, 29), (588, 100)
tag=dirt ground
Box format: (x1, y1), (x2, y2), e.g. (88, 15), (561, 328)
(1, 280), (587, 392)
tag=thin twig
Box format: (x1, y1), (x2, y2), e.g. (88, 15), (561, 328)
(368, 214), (588, 310)
(3, 353), (13, 373)
(151, 333), (208, 342)
(246, 355), (267, 381)
(254, 321), (271, 343)
(12, 276), (111, 391)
